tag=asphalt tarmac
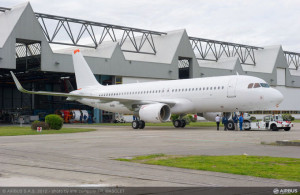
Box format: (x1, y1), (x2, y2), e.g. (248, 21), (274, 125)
(0, 124), (299, 187)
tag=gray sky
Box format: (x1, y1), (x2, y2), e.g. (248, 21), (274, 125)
(2, 0), (300, 52)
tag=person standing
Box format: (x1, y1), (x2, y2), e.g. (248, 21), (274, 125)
(215, 114), (221, 130)
(233, 114), (238, 130)
(83, 114), (87, 123)
(239, 115), (244, 131)
(222, 115), (228, 131)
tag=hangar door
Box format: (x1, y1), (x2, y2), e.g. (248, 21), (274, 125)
(178, 57), (192, 79)
(227, 77), (237, 98)
(277, 68), (286, 86)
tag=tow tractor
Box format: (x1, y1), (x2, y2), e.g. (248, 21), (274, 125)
(243, 115), (293, 131)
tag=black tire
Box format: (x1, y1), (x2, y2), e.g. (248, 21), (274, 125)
(271, 124), (278, 131)
(243, 120), (251, 130)
(173, 120), (182, 128)
(181, 120), (186, 128)
(132, 120), (139, 129)
(227, 121), (235, 130)
(284, 127), (291, 131)
(139, 121), (145, 129)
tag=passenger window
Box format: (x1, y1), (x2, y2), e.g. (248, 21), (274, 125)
(248, 83), (253, 88)
(254, 83), (260, 88)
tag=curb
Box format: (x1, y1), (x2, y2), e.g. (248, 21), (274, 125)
(276, 140), (300, 146)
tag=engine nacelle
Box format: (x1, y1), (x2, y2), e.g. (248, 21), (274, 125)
(198, 112), (231, 121)
(139, 103), (171, 123)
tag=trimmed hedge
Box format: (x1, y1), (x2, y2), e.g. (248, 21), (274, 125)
(31, 120), (50, 130)
(282, 114), (295, 121)
(45, 114), (64, 130)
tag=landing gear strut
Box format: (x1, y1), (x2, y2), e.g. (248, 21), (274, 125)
(173, 119), (186, 128)
(132, 120), (145, 129)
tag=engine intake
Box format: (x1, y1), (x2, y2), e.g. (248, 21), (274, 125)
(139, 103), (171, 123)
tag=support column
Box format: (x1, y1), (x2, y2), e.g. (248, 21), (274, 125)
(93, 74), (102, 123)
(93, 108), (100, 123)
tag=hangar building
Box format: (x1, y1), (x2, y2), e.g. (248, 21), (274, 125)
(1, 2), (300, 123)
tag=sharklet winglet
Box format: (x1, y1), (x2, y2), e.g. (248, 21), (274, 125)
(10, 71), (27, 93)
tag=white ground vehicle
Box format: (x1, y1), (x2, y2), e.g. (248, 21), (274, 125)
(243, 115), (293, 131)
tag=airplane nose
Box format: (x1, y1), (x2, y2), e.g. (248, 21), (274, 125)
(272, 89), (284, 104)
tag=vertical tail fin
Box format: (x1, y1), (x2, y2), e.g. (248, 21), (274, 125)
(72, 50), (102, 89)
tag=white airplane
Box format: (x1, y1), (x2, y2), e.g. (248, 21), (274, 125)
(11, 50), (284, 129)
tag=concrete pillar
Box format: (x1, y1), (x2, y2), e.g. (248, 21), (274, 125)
(94, 108), (100, 123)
(93, 74), (102, 123)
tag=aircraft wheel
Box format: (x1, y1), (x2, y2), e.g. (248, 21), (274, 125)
(132, 120), (140, 129)
(227, 121), (235, 130)
(243, 120), (251, 130)
(173, 120), (182, 128)
(180, 120), (186, 128)
(139, 120), (145, 129)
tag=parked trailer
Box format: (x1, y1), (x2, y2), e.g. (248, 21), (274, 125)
(243, 115), (293, 131)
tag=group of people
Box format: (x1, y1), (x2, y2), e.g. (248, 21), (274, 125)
(215, 113), (244, 131)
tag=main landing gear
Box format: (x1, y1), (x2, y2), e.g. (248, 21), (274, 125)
(173, 119), (186, 128)
(132, 120), (145, 129)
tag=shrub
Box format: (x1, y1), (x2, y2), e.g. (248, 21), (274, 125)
(170, 114), (179, 121)
(250, 116), (256, 121)
(170, 114), (196, 124)
(45, 114), (64, 130)
(282, 114), (294, 121)
(31, 120), (49, 130)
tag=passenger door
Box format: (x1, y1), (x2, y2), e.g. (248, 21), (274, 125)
(227, 77), (237, 98)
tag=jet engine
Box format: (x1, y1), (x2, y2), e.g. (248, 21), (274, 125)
(198, 112), (231, 121)
(139, 103), (171, 123)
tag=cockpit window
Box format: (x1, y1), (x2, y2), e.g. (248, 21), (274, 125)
(253, 83), (261, 88)
(260, 83), (270, 88)
(248, 83), (253, 88)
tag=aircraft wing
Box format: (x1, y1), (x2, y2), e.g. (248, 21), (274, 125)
(10, 71), (177, 106)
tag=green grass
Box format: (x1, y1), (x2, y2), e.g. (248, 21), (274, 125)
(117, 154), (300, 182)
(0, 126), (96, 136)
(89, 122), (222, 127)
(291, 140), (300, 142)
(293, 119), (300, 123)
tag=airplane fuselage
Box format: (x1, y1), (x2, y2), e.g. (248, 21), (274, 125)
(74, 75), (283, 114)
